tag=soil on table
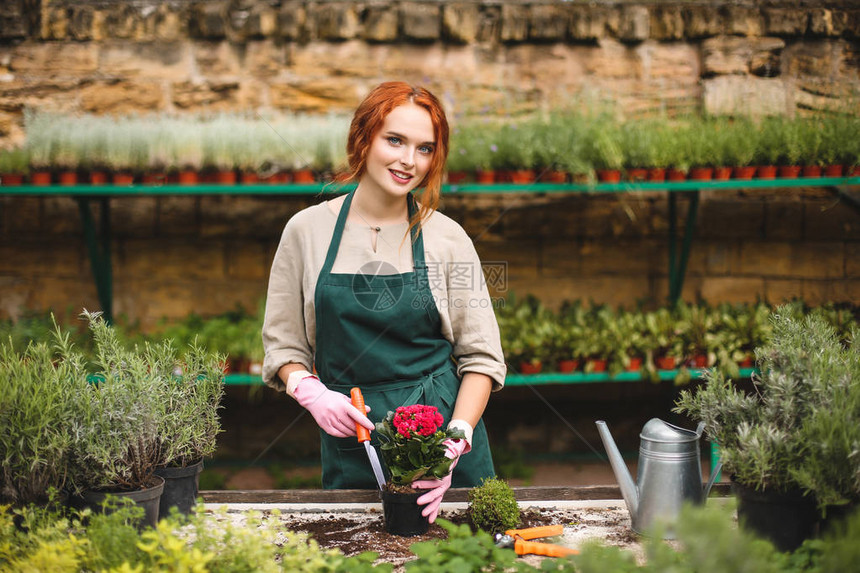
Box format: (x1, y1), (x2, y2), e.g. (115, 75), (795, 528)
(260, 505), (644, 570)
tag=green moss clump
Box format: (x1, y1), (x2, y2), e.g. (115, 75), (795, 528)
(467, 477), (521, 535)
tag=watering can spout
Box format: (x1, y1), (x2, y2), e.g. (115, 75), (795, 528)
(595, 420), (638, 518)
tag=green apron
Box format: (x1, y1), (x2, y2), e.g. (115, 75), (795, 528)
(314, 190), (495, 489)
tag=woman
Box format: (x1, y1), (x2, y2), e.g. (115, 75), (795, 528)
(262, 82), (505, 521)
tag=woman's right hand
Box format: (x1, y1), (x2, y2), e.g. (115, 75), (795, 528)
(293, 375), (374, 438)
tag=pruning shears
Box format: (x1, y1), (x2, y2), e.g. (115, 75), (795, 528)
(493, 525), (578, 558)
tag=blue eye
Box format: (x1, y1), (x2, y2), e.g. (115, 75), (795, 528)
(419, 145), (434, 155)
(387, 136), (401, 146)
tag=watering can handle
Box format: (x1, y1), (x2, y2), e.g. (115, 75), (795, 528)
(704, 460), (723, 498)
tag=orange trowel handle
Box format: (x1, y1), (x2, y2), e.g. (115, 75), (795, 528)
(349, 387), (370, 443)
(513, 538), (578, 558)
(505, 525), (564, 540)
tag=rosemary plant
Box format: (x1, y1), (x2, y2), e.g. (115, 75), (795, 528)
(675, 308), (860, 513)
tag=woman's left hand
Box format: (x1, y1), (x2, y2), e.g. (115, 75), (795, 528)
(412, 439), (469, 523)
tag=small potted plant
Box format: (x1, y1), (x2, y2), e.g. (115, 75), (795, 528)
(0, 327), (75, 507)
(66, 311), (167, 528)
(724, 117), (759, 179)
(674, 308), (860, 551)
(24, 110), (54, 185)
(376, 405), (466, 536)
(151, 337), (225, 518)
(588, 121), (624, 182)
(0, 147), (29, 186)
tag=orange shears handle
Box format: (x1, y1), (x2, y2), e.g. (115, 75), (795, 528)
(514, 538), (578, 558)
(505, 524), (564, 540)
(349, 387), (371, 443)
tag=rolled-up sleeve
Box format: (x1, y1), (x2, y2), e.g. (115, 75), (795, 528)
(446, 229), (507, 391)
(262, 219), (314, 392)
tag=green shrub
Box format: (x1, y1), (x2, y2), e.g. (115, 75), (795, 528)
(467, 477), (521, 534)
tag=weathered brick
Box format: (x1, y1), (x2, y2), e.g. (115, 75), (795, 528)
(443, 4), (479, 44)
(722, 6), (763, 37)
(529, 5), (568, 42)
(226, 242), (268, 280)
(763, 8), (808, 37)
(738, 241), (796, 277)
(79, 80), (164, 114)
(700, 277), (766, 303)
(683, 5), (722, 39)
(764, 278), (804, 303)
(278, 2), (307, 40)
(702, 75), (789, 117)
(809, 9), (848, 37)
(190, 1), (228, 39)
(308, 3), (359, 41)
(402, 3), (440, 42)
(111, 198), (157, 238)
(474, 239), (540, 280)
(117, 239), (225, 281)
(764, 200), (804, 241)
(617, 5), (649, 43)
(804, 200), (860, 241)
(847, 243), (860, 278)
(362, 6), (397, 43)
(650, 6), (684, 41)
(500, 4), (528, 43)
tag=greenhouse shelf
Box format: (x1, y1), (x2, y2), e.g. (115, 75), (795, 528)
(223, 368), (757, 386)
(3, 176), (857, 322)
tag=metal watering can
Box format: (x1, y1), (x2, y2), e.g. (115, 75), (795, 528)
(596, 418), (722, 539)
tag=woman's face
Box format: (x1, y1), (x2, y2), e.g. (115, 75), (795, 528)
(361, 102), (436, 201)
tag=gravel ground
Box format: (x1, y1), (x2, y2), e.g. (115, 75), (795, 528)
(202, 500), (657, 570)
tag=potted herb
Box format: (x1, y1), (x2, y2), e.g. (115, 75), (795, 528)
(24, 109), (54, 185)
(376, 405), (465, 536)
(67, 311), (166, 527)
(776, 118), (804, 178)
(754, 118), (783, 178)
(151, 337), (225, 518)
(644, 307), (684, 371)
(674, 308), (860, 551)
(0, 328), (76, 507)
(53, 126), (82, 185)
(588, 121), (624, 182)
(723, 117), (759, 179)
(0, 147), (29, 186)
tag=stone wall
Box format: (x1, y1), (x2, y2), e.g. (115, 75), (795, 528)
(0, 1), (859, 324)
(1, 1), (859, 144)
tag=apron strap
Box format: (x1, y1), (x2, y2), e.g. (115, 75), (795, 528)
(320, 191), (426, 278)
(319, 190), (354, 278)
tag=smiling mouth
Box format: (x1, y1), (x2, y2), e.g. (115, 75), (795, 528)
(389, 169), (413, 183)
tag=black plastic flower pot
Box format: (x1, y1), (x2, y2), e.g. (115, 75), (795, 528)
(76, 475), (165, 530)
(381, 489), (430, 536)
(732, 480), (818, 552)
(154, 459), (204, 519)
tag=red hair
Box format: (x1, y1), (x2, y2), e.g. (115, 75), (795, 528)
(336, 82), (449, 238)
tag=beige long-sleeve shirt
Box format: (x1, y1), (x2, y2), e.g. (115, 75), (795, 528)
(262, 198), (506, 393)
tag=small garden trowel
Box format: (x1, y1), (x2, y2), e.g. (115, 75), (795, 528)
(350, 387), (386, 490)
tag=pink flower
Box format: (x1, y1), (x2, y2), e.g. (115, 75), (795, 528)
(392, 404), (443, 439)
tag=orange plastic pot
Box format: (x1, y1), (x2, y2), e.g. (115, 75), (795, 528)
(596, 169), (621, 183)
(732, 166), (756, 180)
(756, 165), (777, 179)
(802, 165), (822, 178)
(778, 165), (801, 178)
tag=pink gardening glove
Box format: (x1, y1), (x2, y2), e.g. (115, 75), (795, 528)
(412, 438), (469, 523)
(293, 376), (373, 438)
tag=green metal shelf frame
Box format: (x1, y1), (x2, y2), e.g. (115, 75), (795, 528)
(3, 176), (858, 322)
(223, 367), (756, 386)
